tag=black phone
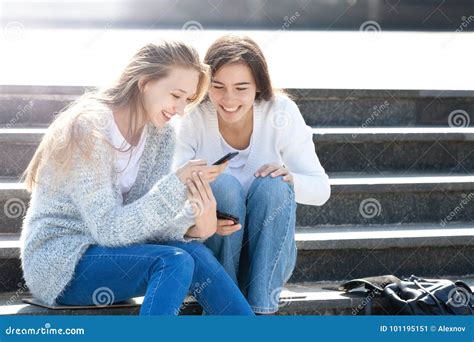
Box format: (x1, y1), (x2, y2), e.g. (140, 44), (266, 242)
(212, 152), (239, 165)
(216, 210), (240, 224)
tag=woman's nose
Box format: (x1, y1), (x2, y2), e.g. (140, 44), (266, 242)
(222, 91), (234, 103)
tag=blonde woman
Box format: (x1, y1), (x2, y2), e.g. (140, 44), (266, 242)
(20, 41), (253, 315)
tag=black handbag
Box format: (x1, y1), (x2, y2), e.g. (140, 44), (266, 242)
(339, 275), (473, 315)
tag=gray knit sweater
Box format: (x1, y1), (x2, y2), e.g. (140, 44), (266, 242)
(20, 102), (194, 306)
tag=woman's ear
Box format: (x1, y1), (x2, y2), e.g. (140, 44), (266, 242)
(138, 78), (147, 92)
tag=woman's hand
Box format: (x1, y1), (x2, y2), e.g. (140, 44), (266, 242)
(184, 171), (218, 239)
(216, 219), (241, 236)
(176, 159), (228, 183)
(254, 163), (294, 184)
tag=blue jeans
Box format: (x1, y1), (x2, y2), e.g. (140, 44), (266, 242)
(56, 241), (254, 315)
(205, 174), (297, 314)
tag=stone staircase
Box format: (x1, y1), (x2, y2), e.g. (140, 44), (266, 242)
(0, 85), (473, 315)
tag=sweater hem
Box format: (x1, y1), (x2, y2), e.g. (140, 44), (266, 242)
(29, 242), (94, 307)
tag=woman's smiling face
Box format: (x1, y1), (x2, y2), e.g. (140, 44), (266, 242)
(208, 62), (257, 125)
(141, 66), (199, 129)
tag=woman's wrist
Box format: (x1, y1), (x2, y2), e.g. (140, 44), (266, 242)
(175, 170), (185, 184)
(184, 225), (199, 238)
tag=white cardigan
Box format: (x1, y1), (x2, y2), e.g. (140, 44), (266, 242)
(172, 94), (331, 206)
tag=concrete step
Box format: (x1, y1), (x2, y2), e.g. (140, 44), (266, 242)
(4, 1), (473, 32)
(1, 127), (473, 178)
(1, 174), (474, 234)
(298, 173), (474, 226)
(3, 279), (474, 316)
(0, 89), (80, 128)
(312, 127), (474, 173)
(292, 223), (474, 282)
(0, 280), (408, 316)
(292, 89), (474, 127)
(1, 86), (473, 128)
(3, 223), (472, 258)
(1, 223), (472, 292)
(0, 273), (472, 316)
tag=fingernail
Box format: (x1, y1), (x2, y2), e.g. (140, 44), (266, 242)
(199, 171), (203, 176)
(192, 172), (197, 176)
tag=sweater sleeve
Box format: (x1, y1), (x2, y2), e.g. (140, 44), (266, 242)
(279, 99), (331, 206)
(67, 128), (194, 247)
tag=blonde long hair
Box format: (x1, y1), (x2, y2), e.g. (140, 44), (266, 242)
(22, 41), (210, 192)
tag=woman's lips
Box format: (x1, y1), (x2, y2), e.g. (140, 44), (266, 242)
(161, 110), (174, 121)
(220, 105), (241, 114)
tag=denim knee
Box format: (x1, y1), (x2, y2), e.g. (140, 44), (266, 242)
(248, 176), (295, 204)
(149, 247), (195, 281)
(211, 173), (245, 210)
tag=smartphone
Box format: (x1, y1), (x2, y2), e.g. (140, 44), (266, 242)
(216, 210), (240, 224)
(212, 152), (239, 165)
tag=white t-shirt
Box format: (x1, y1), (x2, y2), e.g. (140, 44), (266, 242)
(108, 112), (148, 195)
(220, 133), (253, 194)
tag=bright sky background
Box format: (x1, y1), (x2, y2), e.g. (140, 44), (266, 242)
(1, 27), (473, 90)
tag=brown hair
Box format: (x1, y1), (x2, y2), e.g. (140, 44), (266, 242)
(23, 40), (210, 192)
(204, 34), (276, 101)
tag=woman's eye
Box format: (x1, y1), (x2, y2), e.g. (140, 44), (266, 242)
(172, 94), (180, 99)
(236, 88), (248, 91)
(212, 85), (224, 89)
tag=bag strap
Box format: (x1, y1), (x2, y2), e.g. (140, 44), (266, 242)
(412, 279), (447, 314)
